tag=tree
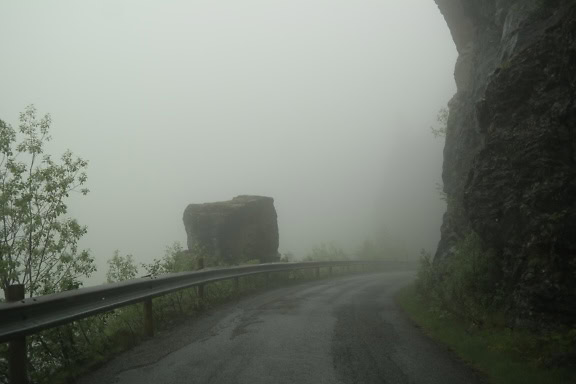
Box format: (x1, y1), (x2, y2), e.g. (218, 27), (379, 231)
(106, 250), (138, 283)
(430, 106), (449, 138)
(430, 106), (449, 203)
(0, 105), (94, 297)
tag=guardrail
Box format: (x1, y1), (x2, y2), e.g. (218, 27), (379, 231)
(0, 259), (408, 384)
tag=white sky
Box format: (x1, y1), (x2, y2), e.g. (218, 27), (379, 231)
(0, 0), (456, 285)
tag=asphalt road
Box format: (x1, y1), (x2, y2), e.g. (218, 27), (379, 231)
(78, 271), (485, 384)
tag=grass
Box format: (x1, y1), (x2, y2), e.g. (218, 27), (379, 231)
(396, 284), (576, 384)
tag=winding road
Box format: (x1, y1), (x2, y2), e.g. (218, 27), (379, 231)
(78, 271), (484, 384)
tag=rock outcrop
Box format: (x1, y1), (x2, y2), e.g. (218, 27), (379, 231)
(183, 196), (280, 265)
(435, 0), (576, 326)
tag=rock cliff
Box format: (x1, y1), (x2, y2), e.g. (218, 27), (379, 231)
(183, 196), (280, 265)
(434, 0), (576, 326)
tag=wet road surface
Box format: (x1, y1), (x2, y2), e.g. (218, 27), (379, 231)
(78, 271), (484, 384)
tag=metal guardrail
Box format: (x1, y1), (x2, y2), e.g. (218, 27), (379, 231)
(0, 260), (401, 342)
(0, 259), (410, 384)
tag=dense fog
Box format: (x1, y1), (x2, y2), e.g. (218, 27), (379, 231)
(0, 0), (456, 285)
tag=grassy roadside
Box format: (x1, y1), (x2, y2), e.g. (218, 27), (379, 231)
(396, 284), (576, 384)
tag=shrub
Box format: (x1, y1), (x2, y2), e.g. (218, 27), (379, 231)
(106, 251), (138, 283)
(142, 242), (206, 276)
(412, 233), (576, 371)
(416, 232), (502, 326)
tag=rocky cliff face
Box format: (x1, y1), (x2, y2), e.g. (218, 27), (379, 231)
(183, 196), (280, 265)
(434, 0), (576, 326)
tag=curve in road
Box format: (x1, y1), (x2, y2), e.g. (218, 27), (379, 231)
(78, 271), (485, 384)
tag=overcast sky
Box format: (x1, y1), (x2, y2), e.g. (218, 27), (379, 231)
(0, 0), (456, 285)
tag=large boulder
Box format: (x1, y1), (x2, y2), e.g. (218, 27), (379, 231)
(182, 195), (280, 265)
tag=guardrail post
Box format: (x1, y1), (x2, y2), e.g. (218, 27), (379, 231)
(197, 284), (204, 301)
(143, 298), (154, 337)
(234, 277), (240, 294)
(5, 284), (27, 384)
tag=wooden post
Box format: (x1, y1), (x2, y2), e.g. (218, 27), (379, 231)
(5, 284), (27, 384)
(143, 298), (154, 337)
(234, 277), (240, 294)
(197, 284), (204, 301)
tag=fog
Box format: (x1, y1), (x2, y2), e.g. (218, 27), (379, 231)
(0, 0), (456, 285)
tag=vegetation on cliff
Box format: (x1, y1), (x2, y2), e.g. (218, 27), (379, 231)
(400, 232), (576, 383)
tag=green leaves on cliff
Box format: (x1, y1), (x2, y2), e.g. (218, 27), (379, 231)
(430, 106), (448, 139)
(416, 232), (501, 326)
(412, 233), (576, 380)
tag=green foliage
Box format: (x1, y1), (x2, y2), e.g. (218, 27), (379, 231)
(416, 233), (501, 326)
(430, 106), (448, 139)
(160, 242), (197, 271)
(435, 182), (450, 203)
(0, 106), (97, 384)
(12, 240), (207, 384)
(0, 105), (94, 297)
(412, 233), (576, 376)
(27, 314), (113, 384)
(106, 251), (138, 283)
(141, 242), (205, 276)
(415, 249), (437, 295)
(304, 243), (348, 261)
(397, 285), (576, 384)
